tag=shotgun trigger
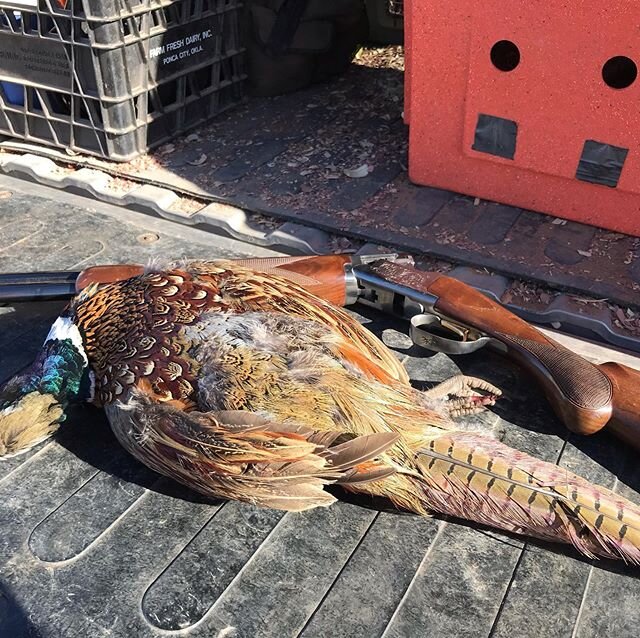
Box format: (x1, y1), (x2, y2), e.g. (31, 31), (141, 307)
(410, 314), (492, 355)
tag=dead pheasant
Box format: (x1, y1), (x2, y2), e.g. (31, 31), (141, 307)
(1, 260), (640, 564)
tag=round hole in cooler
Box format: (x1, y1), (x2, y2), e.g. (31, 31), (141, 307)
(490, 40), (520, 72)
(602, 56), (637, 89)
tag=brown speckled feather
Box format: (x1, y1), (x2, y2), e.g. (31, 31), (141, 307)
(73, 270), (225, 405)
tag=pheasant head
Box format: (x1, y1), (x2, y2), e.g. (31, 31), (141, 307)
(0, 315), (91, 457)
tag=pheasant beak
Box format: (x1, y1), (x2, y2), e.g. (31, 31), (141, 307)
(0, 391), (64, 458)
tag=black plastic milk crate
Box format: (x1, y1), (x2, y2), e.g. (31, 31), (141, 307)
(0, 0), (246, 160)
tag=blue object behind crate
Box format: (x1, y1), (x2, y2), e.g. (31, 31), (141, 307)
(1, 81), (24, 106)
(0, 11), (36, 106)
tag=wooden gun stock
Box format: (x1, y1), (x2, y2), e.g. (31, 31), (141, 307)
(366, 260), (640, 450)
(599, 362), (640, 450)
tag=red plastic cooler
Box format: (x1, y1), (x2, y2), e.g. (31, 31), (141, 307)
(405, 1), (640, 236)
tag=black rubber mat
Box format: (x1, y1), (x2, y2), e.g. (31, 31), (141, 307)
(1, 186), (639, 637)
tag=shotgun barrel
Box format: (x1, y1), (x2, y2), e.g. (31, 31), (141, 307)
(0, 271), (81, 302)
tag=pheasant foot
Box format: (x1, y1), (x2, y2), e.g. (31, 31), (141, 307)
(424, 375), (502, 417)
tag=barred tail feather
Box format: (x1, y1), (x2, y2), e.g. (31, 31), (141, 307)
(413, 431), (640, 564)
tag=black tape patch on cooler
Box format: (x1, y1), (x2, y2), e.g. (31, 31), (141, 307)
(472, 114), (517, 159)
(576, 140), (628, 188)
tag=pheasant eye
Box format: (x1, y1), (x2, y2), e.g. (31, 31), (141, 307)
(490, 40), (520, 72)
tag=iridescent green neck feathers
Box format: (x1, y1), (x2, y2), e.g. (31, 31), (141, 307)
(0, 316), (90, 457)
(30, 316), (90, 401)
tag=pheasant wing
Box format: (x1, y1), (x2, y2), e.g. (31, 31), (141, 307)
(105, 394), (398, 511)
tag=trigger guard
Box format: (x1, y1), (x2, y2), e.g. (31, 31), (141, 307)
(410, 315), (492, 355)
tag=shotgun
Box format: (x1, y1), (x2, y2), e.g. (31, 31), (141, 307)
(1, 254), (639, 450)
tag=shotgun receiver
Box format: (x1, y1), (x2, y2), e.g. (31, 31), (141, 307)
(2, 254), (639, 450)
(348, 257), (640, 451)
